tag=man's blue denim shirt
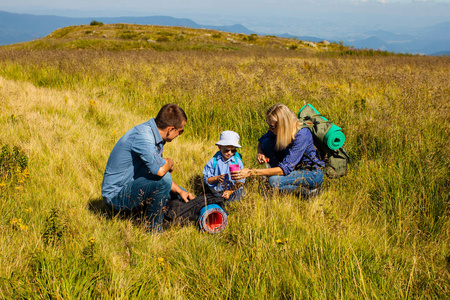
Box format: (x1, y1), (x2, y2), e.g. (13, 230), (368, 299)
(101, 118), (166, 202)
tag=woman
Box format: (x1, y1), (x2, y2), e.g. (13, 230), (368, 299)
(232, 104), (325, 195)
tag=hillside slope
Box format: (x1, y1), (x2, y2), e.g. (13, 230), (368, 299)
(2, 23), (340, 53)
(0, 10), (256, 46)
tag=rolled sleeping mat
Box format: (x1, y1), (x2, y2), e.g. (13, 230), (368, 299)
(324, 124), (345, 150)
(298, 104), (345, 150)
(198, 204), (228, 234)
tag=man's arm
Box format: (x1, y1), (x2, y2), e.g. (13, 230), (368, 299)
(156, 158), (174, 177)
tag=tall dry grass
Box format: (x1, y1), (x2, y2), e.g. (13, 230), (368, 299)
(0, 43), (449, 298)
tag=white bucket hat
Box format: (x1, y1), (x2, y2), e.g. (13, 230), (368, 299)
(215, 131), (241, 148)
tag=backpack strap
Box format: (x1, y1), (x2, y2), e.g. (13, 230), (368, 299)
(301, 115), (332, 126)
(212, 151), (220, 169)
(299, 122), (323, 169)
(234, 152), (242, 164)
(302, 152), (321, 169)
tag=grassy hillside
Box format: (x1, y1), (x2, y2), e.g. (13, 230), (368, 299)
(0, 24), (449, 298)
(4, 23), (338, 52)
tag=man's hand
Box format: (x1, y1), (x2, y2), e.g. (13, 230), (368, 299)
(179, 189), (194, 203)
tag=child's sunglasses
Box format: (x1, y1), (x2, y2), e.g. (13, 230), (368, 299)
(223, 149), (237, 154)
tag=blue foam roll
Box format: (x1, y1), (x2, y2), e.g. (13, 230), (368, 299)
(199, 204), (228, 234)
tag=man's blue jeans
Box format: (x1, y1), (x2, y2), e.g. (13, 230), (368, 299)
(261, 136), (324, 194)
(105, 172), (173, 230)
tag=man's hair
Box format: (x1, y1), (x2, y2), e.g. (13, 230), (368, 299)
(266, 104), (301, 150)
(155, 104), (187, 129)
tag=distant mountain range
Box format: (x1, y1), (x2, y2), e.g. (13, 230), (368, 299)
(0, 10), (449, 55)
(346, 24), (450, 56)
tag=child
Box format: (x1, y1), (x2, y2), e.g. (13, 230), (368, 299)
(203, 131), (245, 202)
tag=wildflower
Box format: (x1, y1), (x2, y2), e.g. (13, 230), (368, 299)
(276, 238), (289, 245)
(83, 237), (96, 260)
(10, 218), (22, 226)
(0, 182), (6, 188)
(10, 218), (27, 231)
(157, 257), (165, 266)
(22, 168), (30, 178)
(15, 186), (23, 192)
(24, 207), (33, 213)
(19, 223), (28, 231)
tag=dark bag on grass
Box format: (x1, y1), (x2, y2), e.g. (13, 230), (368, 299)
(298, 104), (350, 178)
(163, 193), (226, 226)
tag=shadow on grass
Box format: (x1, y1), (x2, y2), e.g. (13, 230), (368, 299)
(188, 173), (210, 196)
(86, 174), (215, 228)
(87, 197), (147, 226)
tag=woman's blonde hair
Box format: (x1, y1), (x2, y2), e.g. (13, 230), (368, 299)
(266, 104), (302, 150)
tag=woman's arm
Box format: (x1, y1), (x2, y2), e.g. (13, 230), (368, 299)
(231, 167), (284, 181)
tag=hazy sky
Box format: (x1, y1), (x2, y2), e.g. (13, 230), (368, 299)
(3, 0), (450, 17)
(1, 0), (449, 38)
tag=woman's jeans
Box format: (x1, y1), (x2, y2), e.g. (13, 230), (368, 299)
(105, 172), (175, 230)
(261, 136), (324, 195)
(267, 169), (324, 194)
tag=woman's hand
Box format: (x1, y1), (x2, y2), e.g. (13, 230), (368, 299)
(257, 153), (268, 165)
(231, 168), (254, 180)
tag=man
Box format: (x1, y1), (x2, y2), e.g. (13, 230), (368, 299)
(101, 104), (194, 231)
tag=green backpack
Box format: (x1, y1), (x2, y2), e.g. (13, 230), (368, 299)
(298, 104), (350, 179)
